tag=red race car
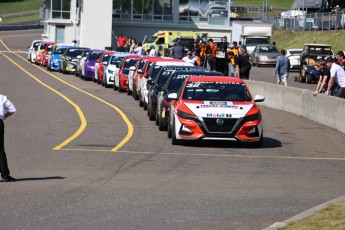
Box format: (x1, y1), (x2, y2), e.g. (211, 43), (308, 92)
(167, 76), (265, 146)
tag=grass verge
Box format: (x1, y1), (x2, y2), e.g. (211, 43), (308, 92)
(0, 14), (39, 24)
(0, 0), (41, 15)
(283, 201), (345, 229)
(272, 30), (345, 54)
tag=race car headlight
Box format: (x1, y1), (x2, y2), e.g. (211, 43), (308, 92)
(177, 109), (197, 120)
(108, 69), (114, 74)
(243, 112), (261, 122)
(66, 56), (71, 61)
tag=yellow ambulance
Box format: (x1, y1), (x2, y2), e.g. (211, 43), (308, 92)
(143, 31), (208, 56)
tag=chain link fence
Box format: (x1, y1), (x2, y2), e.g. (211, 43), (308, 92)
(268, 11), (345, 31)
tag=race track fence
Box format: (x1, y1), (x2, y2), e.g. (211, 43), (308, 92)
(268, 11), (345, 31)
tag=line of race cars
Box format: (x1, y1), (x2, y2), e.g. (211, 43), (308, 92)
(27, 40), (265, 146)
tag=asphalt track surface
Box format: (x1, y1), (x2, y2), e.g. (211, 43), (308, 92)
(0, 29), (344, 230)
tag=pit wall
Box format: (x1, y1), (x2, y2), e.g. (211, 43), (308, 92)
(246, 81), (345, 134)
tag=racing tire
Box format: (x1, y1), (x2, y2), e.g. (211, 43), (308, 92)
(155, 109), (159, 126)
(104, 80), (109, 88)
(148, 101), (156, 121)
(118, 82), (124, 92)
(127, 88), (132, 96)
(132, 86), (138, 100)
(159, 111), (168, 131)
(167, 120), (172, 138)
(305, 74), (312, 84)
(139, 94), (144, 107)
(113, 82), (118, 91)
(172, 120), (181, 145)
(93, 78), (97, 83)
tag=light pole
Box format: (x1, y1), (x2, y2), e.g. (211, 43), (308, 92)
(266, 0), (268, 18)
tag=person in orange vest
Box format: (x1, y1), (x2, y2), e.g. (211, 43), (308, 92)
(199, 41), (206, 67)
(205, 38), (217, 71)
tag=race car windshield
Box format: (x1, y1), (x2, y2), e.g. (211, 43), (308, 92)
(110, 56), (124, 65)
(89, 52), (103, 61)
(54, 47), (67, 54)
(67, 49), (84, 57)
(182, 82), (251, 101)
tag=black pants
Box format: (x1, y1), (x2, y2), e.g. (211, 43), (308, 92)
(0, 120), (10, 178)
(338, 87), (345, 99)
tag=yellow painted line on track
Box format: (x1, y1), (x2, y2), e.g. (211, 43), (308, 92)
(0, 39), (133, 152)
(56, 148), (345, 161)
(0, 41), (87, 151)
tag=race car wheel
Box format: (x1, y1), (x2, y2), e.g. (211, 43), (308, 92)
(133, 88), (138, 100)
(155, 109), (159, 126)
(139, 94), (144, 107)
(127, 88), (132, 95)
(143, 101), (147, 111)
(305, 74), (312, 84)
(149, 101), (156, 121)
(167, 120), (172, 138)
(118, 82), (124, 92)
(159, 111), (168, 131)
(172, 120), (181, 145)
(104, 80), (109, 88)
(113, 82), (118, 91)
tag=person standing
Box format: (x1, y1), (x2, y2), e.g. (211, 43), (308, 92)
(182, 51), (198, 65)
(235, 47), (251, 80)
(133, 42), (145, 55)
(171, 42), (184, 59)
(205, 38), (217, 71)
(274, 49), (290, 86)
(337, 51), (345, 69)
(0, 94), (16, 182)
(325, 57), (345, 98)
(148, 45), (158, 57)
(313, 60), (331, 96)
(117, 33), (127, 52)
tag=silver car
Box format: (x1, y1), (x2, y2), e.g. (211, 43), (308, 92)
(252, 44), (279, 67)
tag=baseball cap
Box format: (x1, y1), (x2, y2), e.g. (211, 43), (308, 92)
(326, 57), (335, 63)
(187, 51), (192, 55)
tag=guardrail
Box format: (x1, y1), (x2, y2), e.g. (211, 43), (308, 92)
(246, 81), (345, 135)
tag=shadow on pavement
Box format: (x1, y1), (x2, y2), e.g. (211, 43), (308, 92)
(16, 176), (65, 182)
(181, 137), (282, 149)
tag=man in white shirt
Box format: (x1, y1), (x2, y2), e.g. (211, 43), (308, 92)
(182, 51), (197, 66)
(0, 94), (16, 182)
(133, 42), (145, 55)
(325, 57), (345, 98)
(148, 45), (158, 57)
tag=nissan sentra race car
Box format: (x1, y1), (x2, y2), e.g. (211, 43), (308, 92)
(167, 76), (265, 146)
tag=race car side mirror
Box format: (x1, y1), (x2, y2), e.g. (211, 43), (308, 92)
(254, 95), (265, 102)
(168, 93), (178, 100)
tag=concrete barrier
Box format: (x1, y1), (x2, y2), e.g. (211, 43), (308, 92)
(246, 81), (345, 134)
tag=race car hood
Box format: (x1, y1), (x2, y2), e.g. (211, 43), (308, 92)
(184, 101), (253, 119)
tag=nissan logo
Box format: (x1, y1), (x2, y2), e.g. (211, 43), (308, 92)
(216, 118), (224, 125)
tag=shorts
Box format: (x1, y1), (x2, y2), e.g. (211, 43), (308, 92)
(277, 73), (288, 84)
